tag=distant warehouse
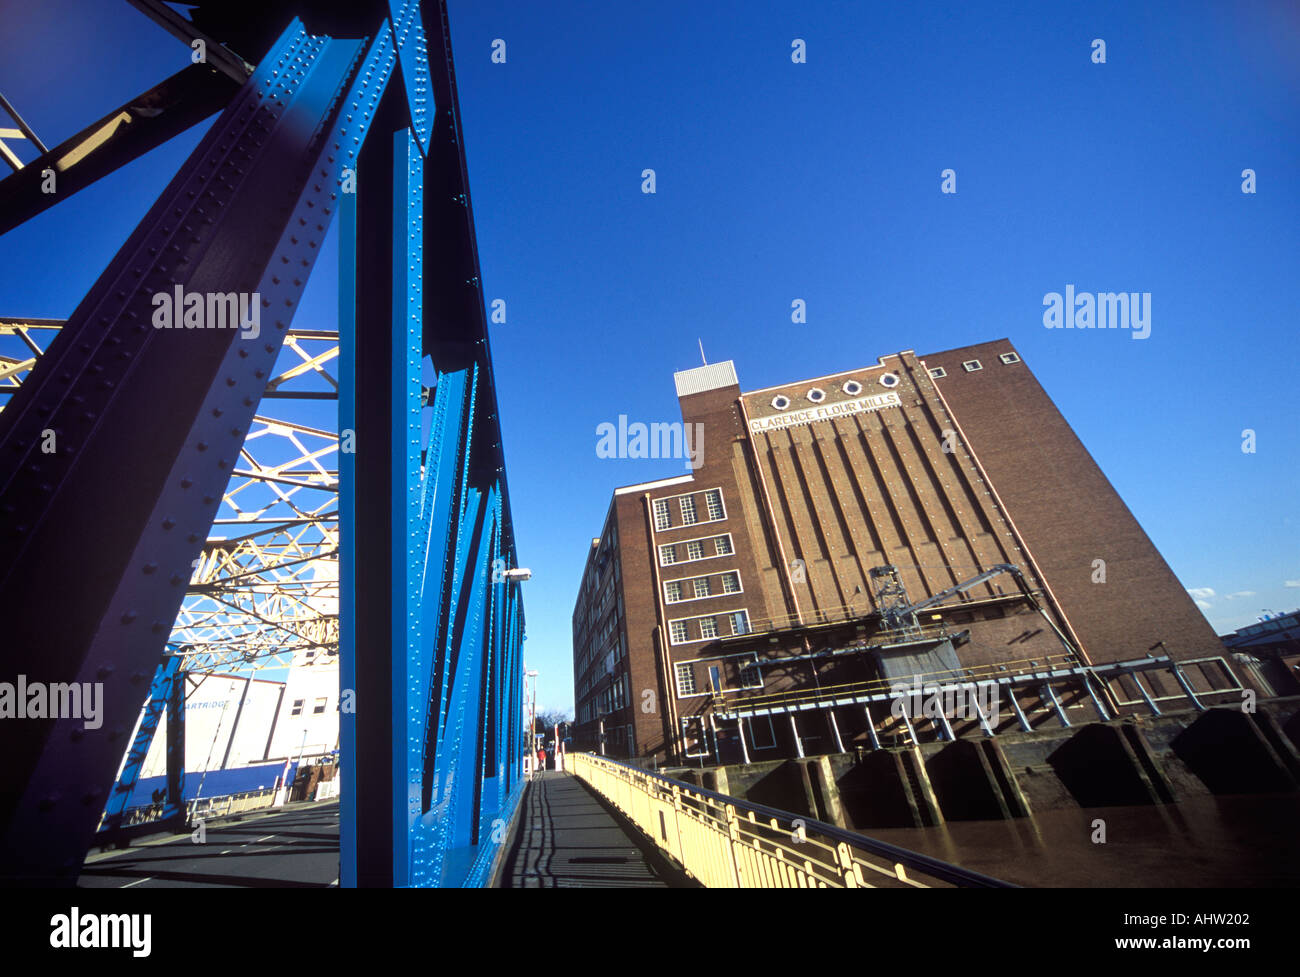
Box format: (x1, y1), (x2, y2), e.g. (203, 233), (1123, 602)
(572, 341), (1245, 765)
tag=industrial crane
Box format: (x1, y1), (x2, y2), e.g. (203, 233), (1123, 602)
(869, 563), (1079, 659)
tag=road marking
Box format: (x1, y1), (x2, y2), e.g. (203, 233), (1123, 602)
(121, 877), (152, 888)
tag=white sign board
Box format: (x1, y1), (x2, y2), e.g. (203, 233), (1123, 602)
(748, 392), (901, 434)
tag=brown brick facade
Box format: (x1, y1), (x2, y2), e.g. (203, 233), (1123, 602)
(572, 345), (1230, 763)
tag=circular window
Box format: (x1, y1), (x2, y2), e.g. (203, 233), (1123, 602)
(879, 373), (900, 388)
(771, 394), (791, 410)
(842, 380), (863, 396)
(807, 388), (826, 403)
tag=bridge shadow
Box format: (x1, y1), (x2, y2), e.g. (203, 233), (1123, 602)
(497, 773), (700, 888)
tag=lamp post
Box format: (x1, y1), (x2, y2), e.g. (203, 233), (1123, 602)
(524, 667), (538, 778)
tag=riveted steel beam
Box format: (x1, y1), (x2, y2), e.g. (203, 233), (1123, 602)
(0, 17), (396, 886)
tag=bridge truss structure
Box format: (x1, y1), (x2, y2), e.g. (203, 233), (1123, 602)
(0, 0), (526, 888)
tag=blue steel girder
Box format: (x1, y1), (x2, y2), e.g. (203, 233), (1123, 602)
(0, 17), (396, 885)
(100, 654), (186, 829)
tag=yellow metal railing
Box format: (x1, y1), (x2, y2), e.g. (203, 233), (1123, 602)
(568, 753), (1012, 889)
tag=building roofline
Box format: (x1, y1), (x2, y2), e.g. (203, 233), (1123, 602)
(613, 474), (696, 496)
(741, 352), (914, 397)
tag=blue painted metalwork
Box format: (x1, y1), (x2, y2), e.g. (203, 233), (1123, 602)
(1, 0), (525, 888)
(100, 654), (186, 831)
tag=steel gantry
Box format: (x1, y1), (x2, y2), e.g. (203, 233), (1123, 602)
(0, 0), (526, 887)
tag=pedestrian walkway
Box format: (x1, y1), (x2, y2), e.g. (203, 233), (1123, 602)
(496, 772), (698, 888)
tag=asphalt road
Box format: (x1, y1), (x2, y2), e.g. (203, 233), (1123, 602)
(78, 801), (339, 888)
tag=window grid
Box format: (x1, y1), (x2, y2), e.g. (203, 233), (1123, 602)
(659, 533), (735, 567)
(653, 499), (672, 531)
(665, 580), (683, 603)
(729, 611), (750, 636)
(693, 576), (711, 598)
(675, 662), (697, 696)
(670, 620), (689, 644)
(699, 617), (718, 639)
(721, 572), (741, 594)
(680, 496), (698, 525)
(705, 489), (724, 521)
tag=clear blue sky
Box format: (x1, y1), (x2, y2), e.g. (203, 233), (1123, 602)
(1, 1), (1296, 715)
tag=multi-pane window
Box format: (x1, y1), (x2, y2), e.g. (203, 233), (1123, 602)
(675, 661), (697, 695)
(693, 576), (711, 598)
(665, 580), (683, 603)
(715, 536), (733, 556)
(721, 571), (741, 594)
(659, 543), (676, 565)
(670, 620), (689, 644)
(680, 496), (698, 525)
(686, 540), (704, 560)
(653, 498), (672, 531)
(729, 611), (750, 636)
(740, 661), (763, 689)
(313, 697), (328, 714)
(705, 489), (724, 521)
(699, 616), (718, 639)
(290, 699), (304, 717)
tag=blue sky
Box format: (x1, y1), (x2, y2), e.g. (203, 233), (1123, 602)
(1, 1), (1296, 714)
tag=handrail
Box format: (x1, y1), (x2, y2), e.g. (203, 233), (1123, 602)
(568, 752), (1014, 889)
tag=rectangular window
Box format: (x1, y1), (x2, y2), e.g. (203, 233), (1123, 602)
(665, 580), (682, 603)
(699, 616), (718, 639)
(721, 571), (741, 594)
(740, 660), (763, 689)
(675, 662), (697, 695)
(686, 540), (704, 560)
(708, 665), (722, 693)
(999, 352), (1021, 364)
(659, 543), (676, 565)
(290, 699), (304, 717)
(670, 620), (689, 644)
(928, 367), (947, 379)
(729, 610), (750, 636)
(715, 535), (733, 556)
(653, 498), (671, 531)
(680, 496), (698, 525)
(962, 359), (982, 372)
(693, 576), (712, 599)
(705, 489), (725, 521)
(312, 697), (328, 715)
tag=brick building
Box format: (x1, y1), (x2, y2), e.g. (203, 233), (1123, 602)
(571, 340), (1239, 765)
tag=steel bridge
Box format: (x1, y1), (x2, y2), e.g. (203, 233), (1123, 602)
(0, 1), (526, 887)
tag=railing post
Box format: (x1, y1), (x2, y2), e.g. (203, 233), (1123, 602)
(724, 803), (744, 888)
(670, 783), (686, 868)
(836, 842), (859, 888)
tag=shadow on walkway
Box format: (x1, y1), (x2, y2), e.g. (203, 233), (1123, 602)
(497, 772), (700, 888)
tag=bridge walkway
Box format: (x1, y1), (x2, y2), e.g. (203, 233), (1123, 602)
(495, 772), (698, 888)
